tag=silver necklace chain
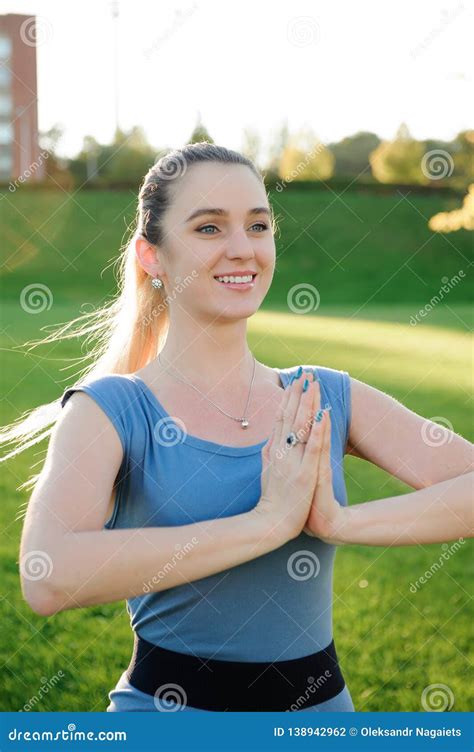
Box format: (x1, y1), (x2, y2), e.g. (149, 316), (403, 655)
(157, 352), (257, 429)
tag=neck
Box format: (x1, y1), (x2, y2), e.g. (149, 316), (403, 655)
(156, 317), (255, 390)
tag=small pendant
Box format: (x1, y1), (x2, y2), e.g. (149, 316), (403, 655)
(241, 418), (249, 429)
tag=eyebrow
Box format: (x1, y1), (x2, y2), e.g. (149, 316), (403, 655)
(185, 207), (271, 223)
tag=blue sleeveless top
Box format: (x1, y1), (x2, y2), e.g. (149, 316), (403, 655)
(60, 364), (354, 712)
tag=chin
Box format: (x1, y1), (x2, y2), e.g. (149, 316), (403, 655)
(213, 302), (261, 321)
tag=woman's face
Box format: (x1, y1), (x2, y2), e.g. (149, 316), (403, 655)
(156, 161), (276, 322)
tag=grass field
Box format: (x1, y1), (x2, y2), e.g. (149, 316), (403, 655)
(0, 187), (472, 712)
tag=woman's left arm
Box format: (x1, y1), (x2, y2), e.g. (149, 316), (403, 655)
(306, 377), (474, 546)
(328, 470), (473, 546)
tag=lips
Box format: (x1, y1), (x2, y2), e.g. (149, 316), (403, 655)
(213, 273), (257, 289)
(213, 273), (258, 279)
(214, 274), (257, 287)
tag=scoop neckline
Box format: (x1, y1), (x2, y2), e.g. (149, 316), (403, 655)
(128, 367), (292, 456)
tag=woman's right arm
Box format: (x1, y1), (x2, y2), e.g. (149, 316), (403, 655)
(20, 391), (288, 617)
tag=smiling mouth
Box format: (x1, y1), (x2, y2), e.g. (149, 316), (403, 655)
(213, 274), (257, 285)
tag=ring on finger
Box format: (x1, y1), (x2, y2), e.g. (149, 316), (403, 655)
(285, 430), (307, 447)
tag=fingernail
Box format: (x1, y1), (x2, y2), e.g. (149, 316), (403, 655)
(314, 409), (324, 422)
(302, 378), (309, 392)
(295, 366), (303, 379)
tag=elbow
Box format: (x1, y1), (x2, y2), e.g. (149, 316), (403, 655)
(21, 580), (65, 617)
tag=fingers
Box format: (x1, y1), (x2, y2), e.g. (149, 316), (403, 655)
(273, 367), (321, 453)
(281, 370), (309, 445)
(317, 406), (333, 485)
(292, 370), (321, 445)
(273, 375), (294, 445)
(274, 368), (305, 445)
(299, 406), (330, 478)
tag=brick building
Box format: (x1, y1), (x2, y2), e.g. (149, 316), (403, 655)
(0, 14), (44, 182)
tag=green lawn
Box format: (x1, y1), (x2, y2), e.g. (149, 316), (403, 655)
(0, 187), (472, 712)
(1, 187), (472, 307)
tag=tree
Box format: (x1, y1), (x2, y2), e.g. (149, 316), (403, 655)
(102, 126), (157, 183)
(188, 112), (214, 144)
(450, 130), (474, 189)
(68, 127), (158, 186)
(329, 131), (381, 179)
(279, 127), (334, 182)
(241, 126), (262, 167)
(369, 123), (425, 184)
(38, 123), (73, 188)
(429, 184), (474, 232)
(265, 120), (290, 178)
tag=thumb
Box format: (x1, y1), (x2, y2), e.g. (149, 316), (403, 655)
(318, 409), (333, 486)
(261, 428), (275, 471)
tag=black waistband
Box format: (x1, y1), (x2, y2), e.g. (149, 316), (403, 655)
(126, 633), (345, 711)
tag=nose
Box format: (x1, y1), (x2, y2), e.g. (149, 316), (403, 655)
(224, 227), (256, 261)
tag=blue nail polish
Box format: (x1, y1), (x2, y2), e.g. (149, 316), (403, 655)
(296, 366), (303, 379)
(302, 378), (309, 392)
(314, 409), (324, 422)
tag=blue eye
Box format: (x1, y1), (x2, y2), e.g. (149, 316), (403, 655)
(196, 223), (269, 234)
(197, 225), (218, 234)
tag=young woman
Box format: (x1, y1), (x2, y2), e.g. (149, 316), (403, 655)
(4, 143), (472, 713)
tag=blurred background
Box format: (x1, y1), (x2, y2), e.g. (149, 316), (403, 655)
(0, 0), (472, 713)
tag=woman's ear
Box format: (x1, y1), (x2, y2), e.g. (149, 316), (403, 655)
(135, 236), (165, 279)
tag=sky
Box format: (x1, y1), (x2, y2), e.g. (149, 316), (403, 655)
(2, 0), (472, 159)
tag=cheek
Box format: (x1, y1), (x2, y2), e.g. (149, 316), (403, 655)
(258, 242), (276, 274)
(173, 238), (210, 274)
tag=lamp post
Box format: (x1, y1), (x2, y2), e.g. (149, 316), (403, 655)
(111, 0), (119, 135)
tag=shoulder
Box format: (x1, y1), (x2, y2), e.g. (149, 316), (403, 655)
(50, 377), (129, 472)
(59, 374), (139, 456)
(60, 373), (136, 409)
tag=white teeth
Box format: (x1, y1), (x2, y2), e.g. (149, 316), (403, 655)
(215, 274), (254, 284)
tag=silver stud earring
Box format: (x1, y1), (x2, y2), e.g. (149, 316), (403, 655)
(151, 276), (163, 289)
